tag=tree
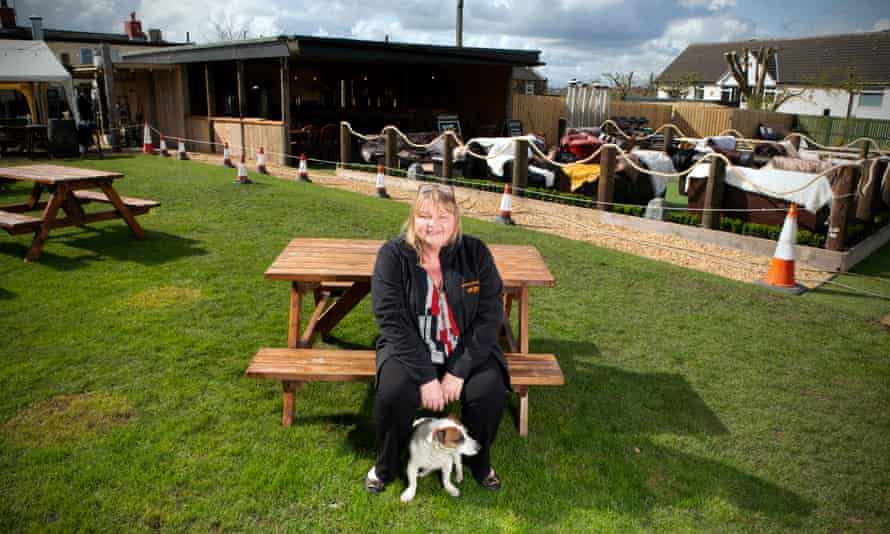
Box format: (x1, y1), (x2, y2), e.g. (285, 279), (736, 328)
(724, 46), (774, 110)
(603, 72), (634, 101)
(209, 15), (250, 41)
(659, 72), (699, 99)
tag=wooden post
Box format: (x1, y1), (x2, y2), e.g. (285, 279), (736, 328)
(597, 144), (615, 210)
(702, 157), (726, 229)
(789, 133), (801, 152)
(384, 127), (397, 174)
(236, 60), (246, 156)
(512, 137), (528, 196)
(280, 57), (290, 166)
(859, 139), (869, 160)
(826, 165), (859, 251)
(442, 132), (454, 179)
(880, 159), (890, 207)
(339, 123), (351, 168)
(205, 63), (215, 153)
(100, 43), (121, 152)
(662, 125), (673, 155)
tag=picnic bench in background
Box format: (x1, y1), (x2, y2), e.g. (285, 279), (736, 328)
(246, 238), (564, 437)
(0, 164), (159, 261)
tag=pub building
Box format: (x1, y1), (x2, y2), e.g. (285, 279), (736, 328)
(118, 35), (542, 165)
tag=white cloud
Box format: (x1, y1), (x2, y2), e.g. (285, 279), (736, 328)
(873, 19), (890, 31)
(651, 15), (755, 52)
(679, 0), (736, 11)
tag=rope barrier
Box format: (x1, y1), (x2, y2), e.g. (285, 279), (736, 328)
(129, 121), (890, 298)
(143, 120), (883, 206)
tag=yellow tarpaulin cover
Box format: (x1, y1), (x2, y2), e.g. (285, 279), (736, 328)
(0, 82), (36, 118)
(564, 163), (600, 191)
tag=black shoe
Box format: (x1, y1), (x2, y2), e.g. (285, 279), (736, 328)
(479, 468), (501, 491)
(364, 467), (387, 494)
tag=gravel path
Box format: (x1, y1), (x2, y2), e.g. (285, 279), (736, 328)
(189, 152), (832, 288)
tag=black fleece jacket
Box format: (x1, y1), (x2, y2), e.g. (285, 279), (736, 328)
(371, 235), (510, 389)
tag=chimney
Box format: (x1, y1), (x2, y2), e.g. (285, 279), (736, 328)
(148, 28), (162, 42)
(29, 16), (43, 40)
(124, 12), (146, 40)
(0, 0), (16, 30)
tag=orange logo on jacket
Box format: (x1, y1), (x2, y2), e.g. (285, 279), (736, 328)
(462, 280), (480, 294)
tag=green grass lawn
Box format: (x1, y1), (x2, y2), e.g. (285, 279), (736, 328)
(1, 155), (889, 533)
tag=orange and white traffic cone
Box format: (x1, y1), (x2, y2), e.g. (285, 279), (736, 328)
(177, 138), (189, 160)
(495, 184), (515, 225)
(376, 163), (390, 198)
(223, 142), (233, 167)
(142, 122), (153, 154)
(159, 135), (170, 157)
(256, 147), (268, 174)
(298, 152), (312, 182)
(758, 204), (806, 294)
(234, 153), (252, 184)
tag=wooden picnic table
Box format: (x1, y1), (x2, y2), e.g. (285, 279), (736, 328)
(0, 164), (159, 261)
(265, 238), (555, 354)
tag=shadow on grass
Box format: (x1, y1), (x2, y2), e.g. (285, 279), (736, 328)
(534, 338), (728, 436)
(0, 226), (206, 269)
(489, 337), (813, 527)
(0, 286), (14, 300)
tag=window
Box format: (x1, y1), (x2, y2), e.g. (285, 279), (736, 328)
(525, 81), (536, 96)
(694, 86), (704, 100)
(78, 47), (94, 65)
(721, 87), (739, 104)
(859, 91), (883, 108)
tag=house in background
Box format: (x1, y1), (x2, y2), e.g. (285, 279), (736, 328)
(512, 67), (547, 96)
(0, 4), (182, 71)
(0, 2), (183, 125)
(656, 30), (890, 120)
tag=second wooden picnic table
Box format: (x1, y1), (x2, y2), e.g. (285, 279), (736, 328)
(265, 238), (555, 354)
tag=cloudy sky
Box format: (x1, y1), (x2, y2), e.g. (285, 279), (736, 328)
(16, 0), (890, 86)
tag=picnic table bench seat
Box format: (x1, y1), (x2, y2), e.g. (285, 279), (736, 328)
(0, 210), (42, 235)
(72, 190), (161, 209)
(246, 348), (564, 436)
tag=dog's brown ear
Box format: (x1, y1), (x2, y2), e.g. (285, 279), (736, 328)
(433, 429), (447, 444)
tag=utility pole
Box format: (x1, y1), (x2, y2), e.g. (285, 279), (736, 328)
(456, 0), (463, 47)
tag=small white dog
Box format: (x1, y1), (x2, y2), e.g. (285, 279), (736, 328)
(400, 417), (481, 503)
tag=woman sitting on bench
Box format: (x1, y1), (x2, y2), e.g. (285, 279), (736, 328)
(365, 183), (509, 494)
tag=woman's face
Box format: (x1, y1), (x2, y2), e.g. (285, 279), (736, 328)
(414, 201), (456, 254)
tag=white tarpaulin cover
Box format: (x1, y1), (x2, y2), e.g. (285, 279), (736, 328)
(0, 40), (79, 121)
(633, 149), (675, 197)
(687, 163), (834, 213)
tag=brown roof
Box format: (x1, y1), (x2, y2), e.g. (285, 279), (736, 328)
(657, 30), (890, 87)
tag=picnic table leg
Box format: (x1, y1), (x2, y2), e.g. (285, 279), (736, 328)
(500, 291), (519, 352)
(25, 183), (43, 210)
(60, 189), (87, 219)
(516, 386), (529, 437)
(301, 290), (332, 346)
(282, 380), (304, 427)
(97, 181), (145, 239)
(288, 282), (302, 348)
(25, 184), (66, 262)
(519, 286), (529, 354)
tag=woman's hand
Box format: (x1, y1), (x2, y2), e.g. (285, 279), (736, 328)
(440, 373), (465, 404)
(420, 380), (445, 411)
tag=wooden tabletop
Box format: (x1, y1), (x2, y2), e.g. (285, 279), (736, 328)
(265, 238), (555, 287)
(0, 165), (124, 185)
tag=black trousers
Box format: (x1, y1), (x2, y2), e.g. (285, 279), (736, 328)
(373, 356), (507, 483)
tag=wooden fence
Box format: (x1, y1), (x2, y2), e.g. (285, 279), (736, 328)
(511, 94), (566, 146)
(610, 101), (794, 138)
(795, 115), (890, 148)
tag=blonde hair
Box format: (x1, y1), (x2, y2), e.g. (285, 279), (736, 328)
(402, 186), (462, 260)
